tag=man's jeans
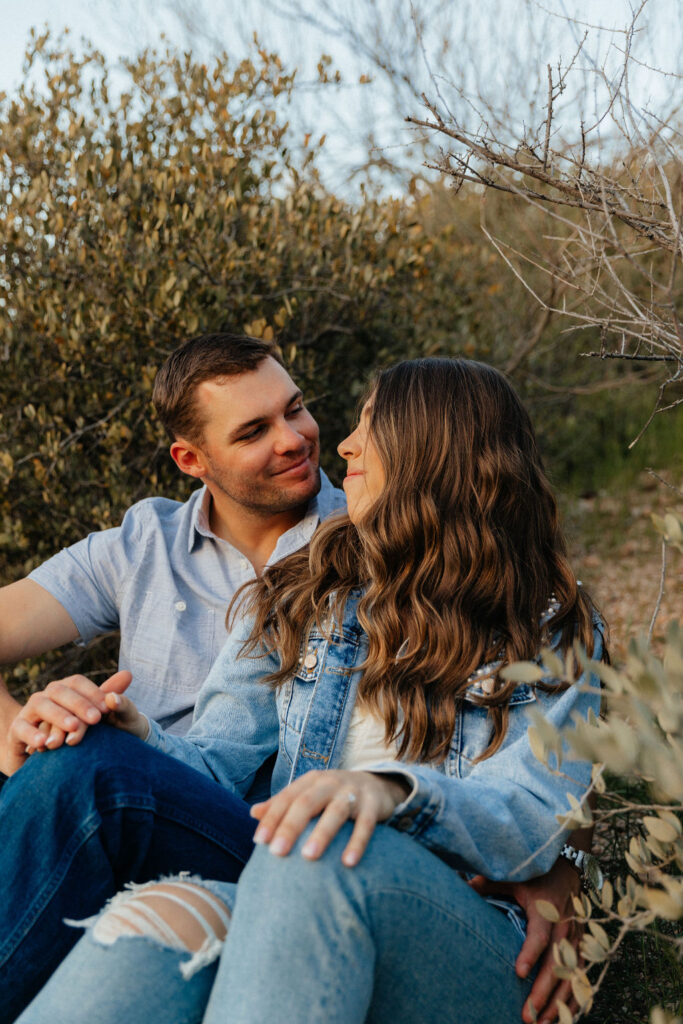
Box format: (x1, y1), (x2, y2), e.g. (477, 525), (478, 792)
(18, 824), (532, 1024)
(0, 726), (255, 1024)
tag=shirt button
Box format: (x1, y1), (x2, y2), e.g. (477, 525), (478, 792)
(175, 601), (186, 612)
(240, 559), (249, 570)
(303, 652), (318, 670)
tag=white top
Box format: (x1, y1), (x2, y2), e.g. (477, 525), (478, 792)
(339, 703), (399, 770)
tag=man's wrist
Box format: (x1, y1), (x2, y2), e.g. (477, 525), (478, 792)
(560, 843), (604, 893)
(0, 689), (21, 728)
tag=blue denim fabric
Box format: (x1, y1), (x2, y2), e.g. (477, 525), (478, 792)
(17, 824), (532, 1024)
(2, 598), (602, 1021)
(0, 726), (255, 1024)
(148, 594), (604, 879)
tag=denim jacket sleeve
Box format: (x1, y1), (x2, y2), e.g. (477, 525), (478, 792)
(370, 625), (604, 881)
(144, 617), (280, 796)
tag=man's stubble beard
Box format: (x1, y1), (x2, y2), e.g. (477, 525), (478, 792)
(205, 464), (322, 517)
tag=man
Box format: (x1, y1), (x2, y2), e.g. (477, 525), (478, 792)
(0, 332), (345, 757)
(0, 333), (588, 1024)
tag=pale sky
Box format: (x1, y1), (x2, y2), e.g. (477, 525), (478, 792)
(0, 0), (679, 192)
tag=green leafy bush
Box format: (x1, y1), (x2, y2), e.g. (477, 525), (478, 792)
(0, 37), (453, 579)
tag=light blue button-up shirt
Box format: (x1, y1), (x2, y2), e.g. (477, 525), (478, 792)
(29, 473), (346, 734)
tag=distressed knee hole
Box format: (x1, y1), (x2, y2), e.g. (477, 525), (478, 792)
(86, 880), (231, 978)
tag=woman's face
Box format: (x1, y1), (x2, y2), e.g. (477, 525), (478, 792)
(337, 400), (386, 523)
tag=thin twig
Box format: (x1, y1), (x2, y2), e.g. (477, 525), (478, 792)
(648, 539), (667, 643)
(580, 352), (678, 362)
(645, 469), (683, 498)
(543, 64), (553, 171)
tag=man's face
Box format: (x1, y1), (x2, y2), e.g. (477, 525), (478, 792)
(191, 357), (321, 516)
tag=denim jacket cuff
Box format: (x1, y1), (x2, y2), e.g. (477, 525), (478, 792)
(144, 716), (167, 751)
(367, 764), (442, 838)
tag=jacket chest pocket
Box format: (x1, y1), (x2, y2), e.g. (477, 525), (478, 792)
(278, 636), (329, 764)
(447, 684), (537, 778)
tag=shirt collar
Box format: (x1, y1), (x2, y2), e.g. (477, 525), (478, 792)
(188, 471), (346, 554)
(188, 486), (215, 551)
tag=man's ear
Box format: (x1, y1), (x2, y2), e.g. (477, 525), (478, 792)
(170, 439), (208, 480)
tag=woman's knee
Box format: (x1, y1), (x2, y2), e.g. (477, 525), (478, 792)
(236, 823), (366, 919)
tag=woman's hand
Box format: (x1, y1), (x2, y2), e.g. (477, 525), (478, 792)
(251, 769), (410, 867)
(6, 670), (144, 774)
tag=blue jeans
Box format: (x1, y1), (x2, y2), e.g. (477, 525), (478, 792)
(0, 726), (255, 1024)
(18, 824), (531, 1024)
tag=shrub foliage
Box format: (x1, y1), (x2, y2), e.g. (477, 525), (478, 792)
(0, 37), (452, 590)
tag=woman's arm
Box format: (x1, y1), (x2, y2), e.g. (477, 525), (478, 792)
(143, 623), (281, 795)
(371, 635), (603, 880)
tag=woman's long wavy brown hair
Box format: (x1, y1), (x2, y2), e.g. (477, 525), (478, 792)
(234, 358), (603, 763)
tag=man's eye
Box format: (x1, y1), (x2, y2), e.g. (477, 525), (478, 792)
(240, 425), (264, 441)
(287, 403), (304, 416)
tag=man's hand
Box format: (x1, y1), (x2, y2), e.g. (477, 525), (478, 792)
(5, 670), (143, 775)
(469, 856), (583, 1024)
(251, 769), (410, 867)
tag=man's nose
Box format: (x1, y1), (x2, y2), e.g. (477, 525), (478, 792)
(272, 420), (307, 453)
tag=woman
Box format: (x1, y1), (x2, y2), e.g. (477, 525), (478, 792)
(18, 358), (604, 1024)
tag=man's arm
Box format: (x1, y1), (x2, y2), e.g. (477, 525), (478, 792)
(0, 578), (79, 771)
(470, 822), (594, 1024)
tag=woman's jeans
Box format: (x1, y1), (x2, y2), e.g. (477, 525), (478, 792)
(0, 726), (255, 1024)
(18, 824), (532, 1024)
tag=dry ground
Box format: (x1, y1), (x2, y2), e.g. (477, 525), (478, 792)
(561, 471), (681, 662)
(560, 471), (682, 1024)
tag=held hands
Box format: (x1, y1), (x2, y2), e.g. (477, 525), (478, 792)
(251, 769), (410, 867)
(6, 670), (148, 775)
(469, 855), (583, 1024)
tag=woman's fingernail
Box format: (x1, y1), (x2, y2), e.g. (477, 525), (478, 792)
(64, 716), (79, 730)
(108, 695), (121, 709)
(518, 962), (529, 978)
(85, 708), (100, 723)
(65, 733), (78, 745)
(342, 850), (359, 866)
(45, 735), (58, 748)
(269, 837), (288, 856)
(301, 840), (319, 859)
(253, 826), (270, 845)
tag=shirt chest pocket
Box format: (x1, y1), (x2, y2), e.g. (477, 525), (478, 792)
(124, 589), (218, 695)
(447, 684), (537, 778)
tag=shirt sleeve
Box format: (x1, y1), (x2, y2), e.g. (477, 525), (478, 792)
(368, 625), (604, 881)
(144, 618), (281, 796)
(28, 503), (147, 643)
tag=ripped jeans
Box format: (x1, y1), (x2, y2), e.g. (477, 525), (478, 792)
(17, 824), (532, 1024)
(0, 726), (255, 1024)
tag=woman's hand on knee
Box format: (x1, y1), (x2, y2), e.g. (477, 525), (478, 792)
(250, 770), (410, 867)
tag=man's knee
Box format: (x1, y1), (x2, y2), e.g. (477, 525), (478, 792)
(88, 878), (231, 976)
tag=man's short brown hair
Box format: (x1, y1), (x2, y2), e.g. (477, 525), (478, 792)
(153, 332), (282, 442)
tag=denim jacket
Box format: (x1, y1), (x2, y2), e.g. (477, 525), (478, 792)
(146, 592), (603, 881)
